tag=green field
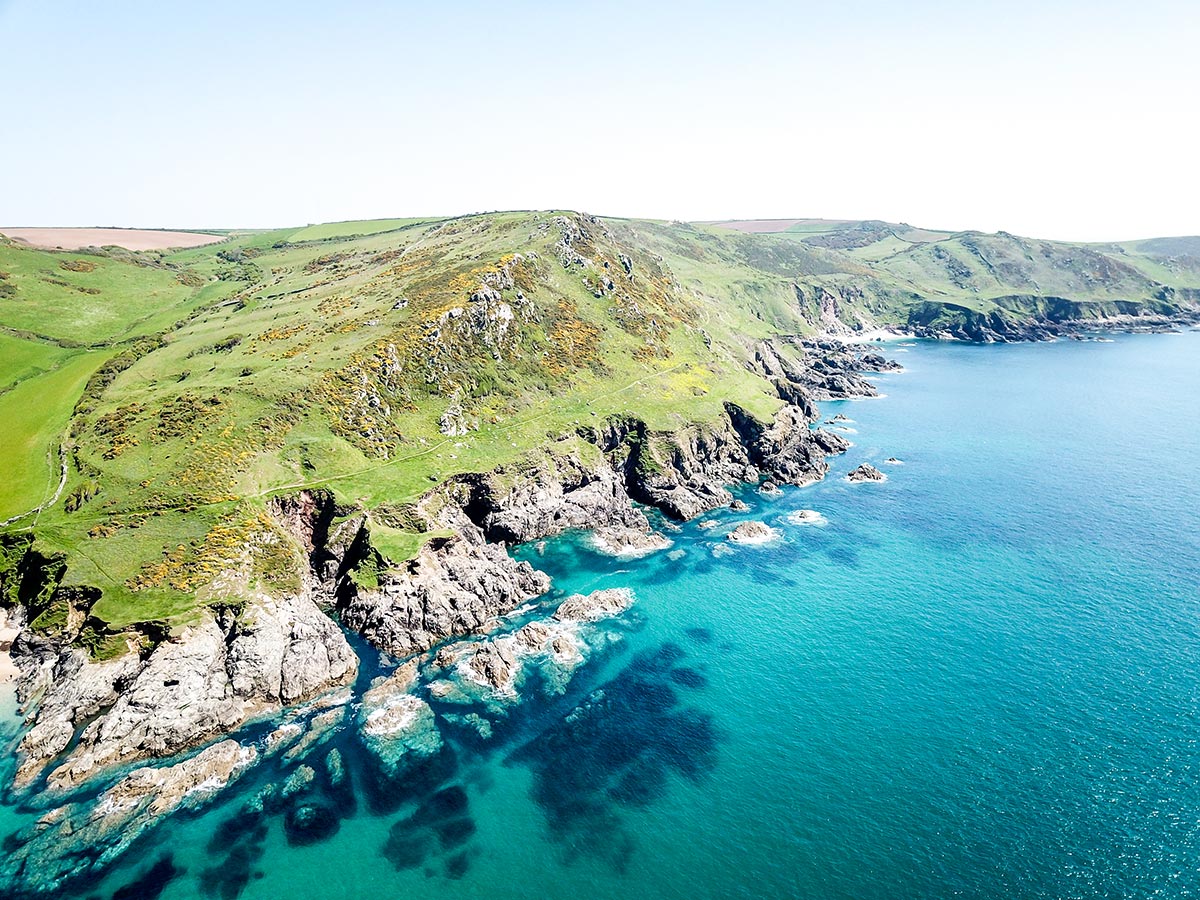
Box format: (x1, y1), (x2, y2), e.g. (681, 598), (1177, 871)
(286, 218), (440, 242)
(0, 349), (112, 521)
(0, 333), (72, 392)
(0, 244), (204, 345)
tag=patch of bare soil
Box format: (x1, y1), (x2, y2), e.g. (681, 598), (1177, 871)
(0, 227), (225, 251)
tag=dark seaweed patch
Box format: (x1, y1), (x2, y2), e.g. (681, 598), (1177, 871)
(111, 855), (183, 900)
(683, 626), (713, 644)
(283, 803), (340, 846)
(444, 850), (470, 880)
(381, 784), (478, 873)
(205, 809), (264, 855)
(508, 642), (720, 871)
(435, 817), (477, 850)
(200, 834), (266, 900)
(381, 824), (433, 871)
(412, 785), (469, 825)
(668, 666), (708, 689)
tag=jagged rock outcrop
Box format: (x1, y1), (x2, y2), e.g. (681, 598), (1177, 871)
(727, 521), (779, 544)
(430, 588), (633, 700)
(751, 337), (898, 404)
(442, 448), (649, 544)
(1, 739), (258, 895)
(11, 648), (143, 788)
(589, 524), (673, 557)
(726, 403), (850, 487)
(553, 588), (635, 623)
(847, 463), (887, 483)
(13, 592), (356, 792)
(601, 416), (758, 519)
(340, 534), (550, 658)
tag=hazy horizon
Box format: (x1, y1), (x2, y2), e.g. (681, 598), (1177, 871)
(3, 213), (1197, 246)
(2, 0), (1198, 241)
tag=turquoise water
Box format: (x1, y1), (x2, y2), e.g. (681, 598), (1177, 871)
(3, 331), (1200, 899)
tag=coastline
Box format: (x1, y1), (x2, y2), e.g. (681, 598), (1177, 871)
(0, 609), (17, 683)
(2, 328), (1197, 898)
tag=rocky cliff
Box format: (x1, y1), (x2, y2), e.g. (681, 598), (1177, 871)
(904, 296), (1200, 342)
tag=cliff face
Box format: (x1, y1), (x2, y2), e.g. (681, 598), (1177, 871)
(11, 579), (357, 793)
(905, 296), (1200, 342)
(340, 534), (551, 658)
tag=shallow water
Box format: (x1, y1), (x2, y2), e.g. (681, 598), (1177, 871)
(3, 330), (1200, 899)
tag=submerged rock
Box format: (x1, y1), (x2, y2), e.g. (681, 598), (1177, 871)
(284, 803), (340, 846)
(357, 664), (443, 782)
(589, 525), (673, 558)
(554, 588), (636, 623)
(281, 765), (316, 801)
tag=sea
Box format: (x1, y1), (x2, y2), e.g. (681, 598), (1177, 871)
(2, 329), (1199, 900)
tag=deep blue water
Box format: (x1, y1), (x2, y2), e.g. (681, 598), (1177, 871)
(3, 330), (1199, 899)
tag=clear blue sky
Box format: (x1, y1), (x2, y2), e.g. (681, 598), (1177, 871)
(1, 0), (1197, 239)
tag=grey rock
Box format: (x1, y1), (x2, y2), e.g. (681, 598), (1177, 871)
(554, 588), (636, 623)
(589, 525), (672, 557)
(727, 521), (779, 544)
(340, 534), (550, 658)
(1, 740), (257, 895)
(24, 592), (356, 792)
(847, 463), (887, 483)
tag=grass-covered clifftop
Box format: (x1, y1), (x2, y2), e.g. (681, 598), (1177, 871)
(1, 211), (1197, 645)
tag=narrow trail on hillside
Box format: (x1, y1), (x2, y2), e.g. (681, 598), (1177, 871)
(21, 361), (696, 536)
(1, 441), (70, 529)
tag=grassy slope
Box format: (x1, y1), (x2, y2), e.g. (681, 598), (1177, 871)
(0, 244), (205, 344)
(717, 218), (1200, 319)
(0, 350), (112, 520)
(287, 218), (442, 242)
(0, 333), (71, 391)
(2, 212), (1198, 639)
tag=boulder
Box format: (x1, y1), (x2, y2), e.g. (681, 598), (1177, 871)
(727, 521), (779, 544)
(589, 525), (673, 558)
(847, 463), (887, 483)
(554, 588), (635, 623)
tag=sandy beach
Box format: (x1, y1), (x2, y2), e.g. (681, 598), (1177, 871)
(0, 625), (19, 683)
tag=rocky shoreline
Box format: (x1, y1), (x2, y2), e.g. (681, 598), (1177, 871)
(6, 312), (1193, 894)
(903, 302), (1200, 343)
(0, 338), (890, 894)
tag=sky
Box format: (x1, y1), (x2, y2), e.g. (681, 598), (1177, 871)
(1, 0), (1197, 240)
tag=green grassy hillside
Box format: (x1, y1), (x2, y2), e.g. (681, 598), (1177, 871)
(1, 212), (1196, 645)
